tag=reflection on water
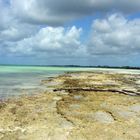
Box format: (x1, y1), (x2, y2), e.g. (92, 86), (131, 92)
(0, 70), (63, 99)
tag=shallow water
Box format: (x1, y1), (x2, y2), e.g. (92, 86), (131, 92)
(0, 72), (59, 99)
(0, 66), (93, 99)
(0, 65), (140, 99)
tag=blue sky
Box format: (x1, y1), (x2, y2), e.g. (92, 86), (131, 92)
(0, 0), (140, 66)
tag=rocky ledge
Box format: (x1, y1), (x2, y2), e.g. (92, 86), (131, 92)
(0, 71), (140, 140)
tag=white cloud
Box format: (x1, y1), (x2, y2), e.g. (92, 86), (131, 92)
(0, 0), (140, 65)
(2, 13), (140, 60)
(7, 26), (84, 57)
(88, 14), (140, 55)
(0, 0), (40, 42)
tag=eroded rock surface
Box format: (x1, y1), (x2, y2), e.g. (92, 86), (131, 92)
(0, 71), (140, 140)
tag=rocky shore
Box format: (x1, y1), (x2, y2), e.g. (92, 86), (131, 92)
(0, 71), (140, 140)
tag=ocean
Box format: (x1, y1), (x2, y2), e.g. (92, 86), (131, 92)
(0, 66), (93, 99)
(0, 65), (140, 99)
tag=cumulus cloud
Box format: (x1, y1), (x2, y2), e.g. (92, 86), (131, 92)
(0, 0), (40, 42)
(1, 13), (140, 60)
(7, 26), (84, 57)
(5, 14), (140, 58)
(88, 14), (140, 55)
(0, 0), (140, 65)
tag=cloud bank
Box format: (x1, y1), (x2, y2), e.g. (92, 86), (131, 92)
(0, 0), (140, 65)
(11, 0), (140, 25)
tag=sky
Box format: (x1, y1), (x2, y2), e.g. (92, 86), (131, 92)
(0, 0), (140, 66)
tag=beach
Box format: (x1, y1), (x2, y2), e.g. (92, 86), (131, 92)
(1, 0), (140, 139)
(0, 69), (140, 140)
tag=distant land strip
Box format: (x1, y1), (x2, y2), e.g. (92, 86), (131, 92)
(0, 64), (140, 70)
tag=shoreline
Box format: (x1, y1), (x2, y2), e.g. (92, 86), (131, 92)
(0, 71), (140, 139)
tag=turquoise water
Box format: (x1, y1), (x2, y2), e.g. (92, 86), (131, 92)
(0, 65), (140, 99)
(0, 66), (93, 99)
(0, 66), (93, 73)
